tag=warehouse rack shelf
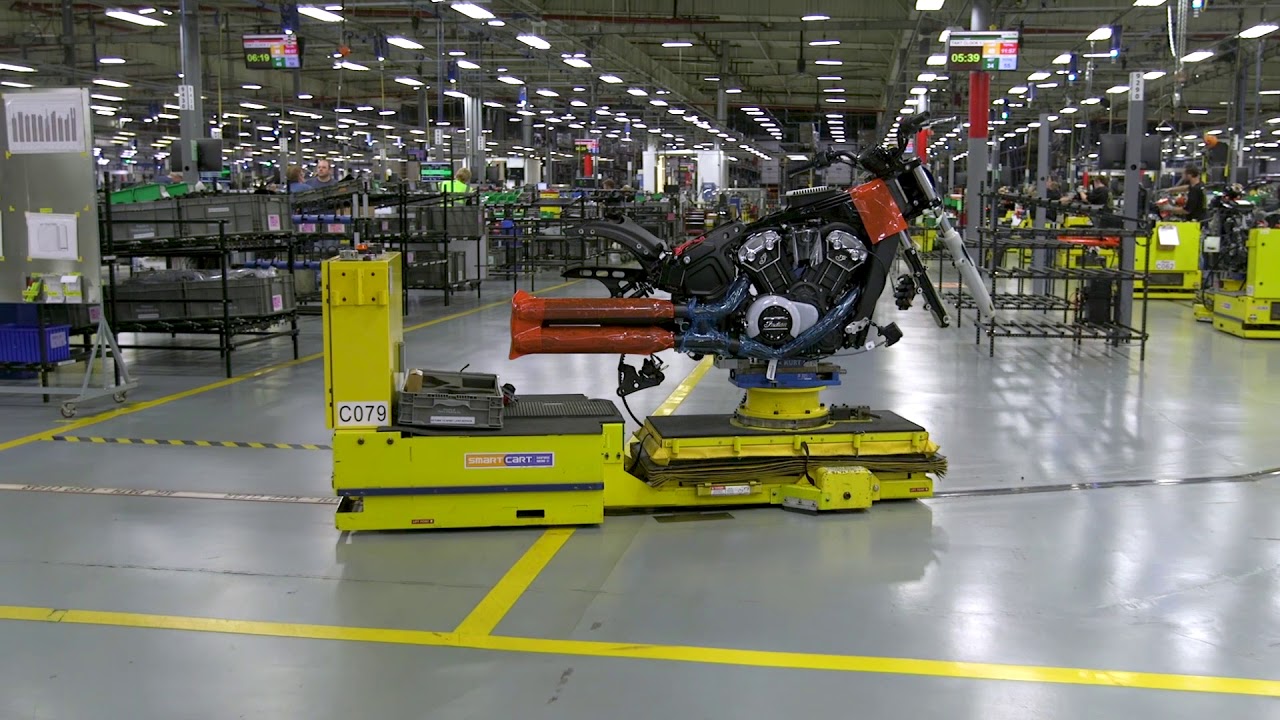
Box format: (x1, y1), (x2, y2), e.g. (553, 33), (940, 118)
(943, 291), (1073, 312)
(970, 190), (1152, 358)
(355, 184), (485, 308)
(101, 194), (301, 378)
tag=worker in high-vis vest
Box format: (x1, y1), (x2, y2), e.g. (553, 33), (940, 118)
(441, 167), (472, 204)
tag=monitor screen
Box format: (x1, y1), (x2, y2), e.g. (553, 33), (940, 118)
(947, 30), (1020, 72)
(419, 162), (452, 181)
(196, 138), (223, 173)
(1099, 134), (1126, 171)
(1140, 136), (1162, 171)
(243, 34), (303, 69)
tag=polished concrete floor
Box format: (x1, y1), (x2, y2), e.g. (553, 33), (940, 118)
(0, 277), (1277, 718)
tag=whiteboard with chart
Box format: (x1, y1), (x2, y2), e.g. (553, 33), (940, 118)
(0, 88), (100, 303)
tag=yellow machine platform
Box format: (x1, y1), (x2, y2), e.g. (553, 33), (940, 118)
(323, 252), (944, 531)
(1135, 222), (1201, 299)
(1206, 228), (1280, 339)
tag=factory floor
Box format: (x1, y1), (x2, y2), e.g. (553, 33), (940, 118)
(0, 277), (1276, 718)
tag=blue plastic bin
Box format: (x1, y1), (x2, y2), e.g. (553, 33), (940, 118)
(0, 324), (72, 364)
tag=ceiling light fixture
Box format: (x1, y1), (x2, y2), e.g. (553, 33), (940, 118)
(599, 74), (623, 83)
(497, 75), (524, 85)
(456, 59), (480, 70)
(337, 60), (370, 71)
(814, 59), (843, 66)
(817, 75), (842, 81)
(725, 87), (742, 94)
(563, 56), (591, 68)
(915, 0), (945, 10)
(662, 41), (693, 48)
(1239, 23), (1279, 39)
(93, 78), (130, 87)
(99, 57), (127, 65)
(535, 88), (559, 97)
(627, 87), (648, 96)
(1087, 26), (1113, 42)
(926, 54), (946, 66)
(104, 9), (167, 26)
(451, 3), (495, 20)
(297, 5), (344, 22)
(517, 34), (551, 50)
(0, 62), (37, 73)
(1181, 49), (1214, 62)
(801, 14), (830, 21)
(1106, 84), (1129, 94)
(388, 36), (425, 50)
(809, 39), (840, 46)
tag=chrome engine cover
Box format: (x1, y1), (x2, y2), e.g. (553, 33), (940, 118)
(745, 295), (820, 346)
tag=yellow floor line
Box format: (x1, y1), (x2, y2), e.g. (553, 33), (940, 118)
(0, 604), (1273, 697)
(453, 528), (575, 636)
(0, 280), (580, 455)
(452, 354), (713, 636)
(651, 356), (714, 417)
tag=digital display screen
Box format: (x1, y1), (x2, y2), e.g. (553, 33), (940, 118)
(420, 162), (453, 180)
(243, 34), (303, 69)
(947, 30), (1020, 71)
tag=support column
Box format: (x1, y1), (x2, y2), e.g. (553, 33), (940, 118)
(964, 0), (989, 240)
(462, 94), (484, 177)
(62, 0), (75, 82)
(641, 136), (658, 192)
(1233, 39), (1248, 180)
(1033, 112), (1051, 293)
(522, 115), (540, 184)
(715, 48), (728, 158)
(1119, 70), (1145, 328)
(178, 0), (205, 177)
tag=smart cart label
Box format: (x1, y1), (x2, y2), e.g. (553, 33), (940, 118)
(464, 452), (555, 469)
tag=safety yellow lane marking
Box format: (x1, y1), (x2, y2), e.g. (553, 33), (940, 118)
(651, 355), (714, 417)
(0, 604), (1273, 697)
(0, 354), (318, 454)
(453, 528), (576, 636)
(452, 355), (715, 636)
(42, 436), (329, 451)
(0, 280), (581, 455)
(0, 484), (338, 505)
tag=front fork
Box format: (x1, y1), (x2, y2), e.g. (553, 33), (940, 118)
(896, 230), (950, 328)
(910, 165), (996, 317)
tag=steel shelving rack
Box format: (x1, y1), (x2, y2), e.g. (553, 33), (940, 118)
(101, 196), (301, 378)
(965, 191), (1152, 358)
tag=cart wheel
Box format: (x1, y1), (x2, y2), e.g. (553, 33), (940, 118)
(113, 391), (128, 403)
(60, 403), (77, 418)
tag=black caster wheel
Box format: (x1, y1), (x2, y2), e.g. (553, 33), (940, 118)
(60, 403), (77, 418)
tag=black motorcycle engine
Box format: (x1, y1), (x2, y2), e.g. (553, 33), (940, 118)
(738, 223), (870, 347)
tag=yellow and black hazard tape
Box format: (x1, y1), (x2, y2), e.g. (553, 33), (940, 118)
(44, 436), (330, 451)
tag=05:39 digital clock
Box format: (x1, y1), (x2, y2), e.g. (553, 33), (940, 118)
(949, 52), (982, 65)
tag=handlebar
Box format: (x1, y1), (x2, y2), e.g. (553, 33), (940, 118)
(785, 112), (953, 178)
